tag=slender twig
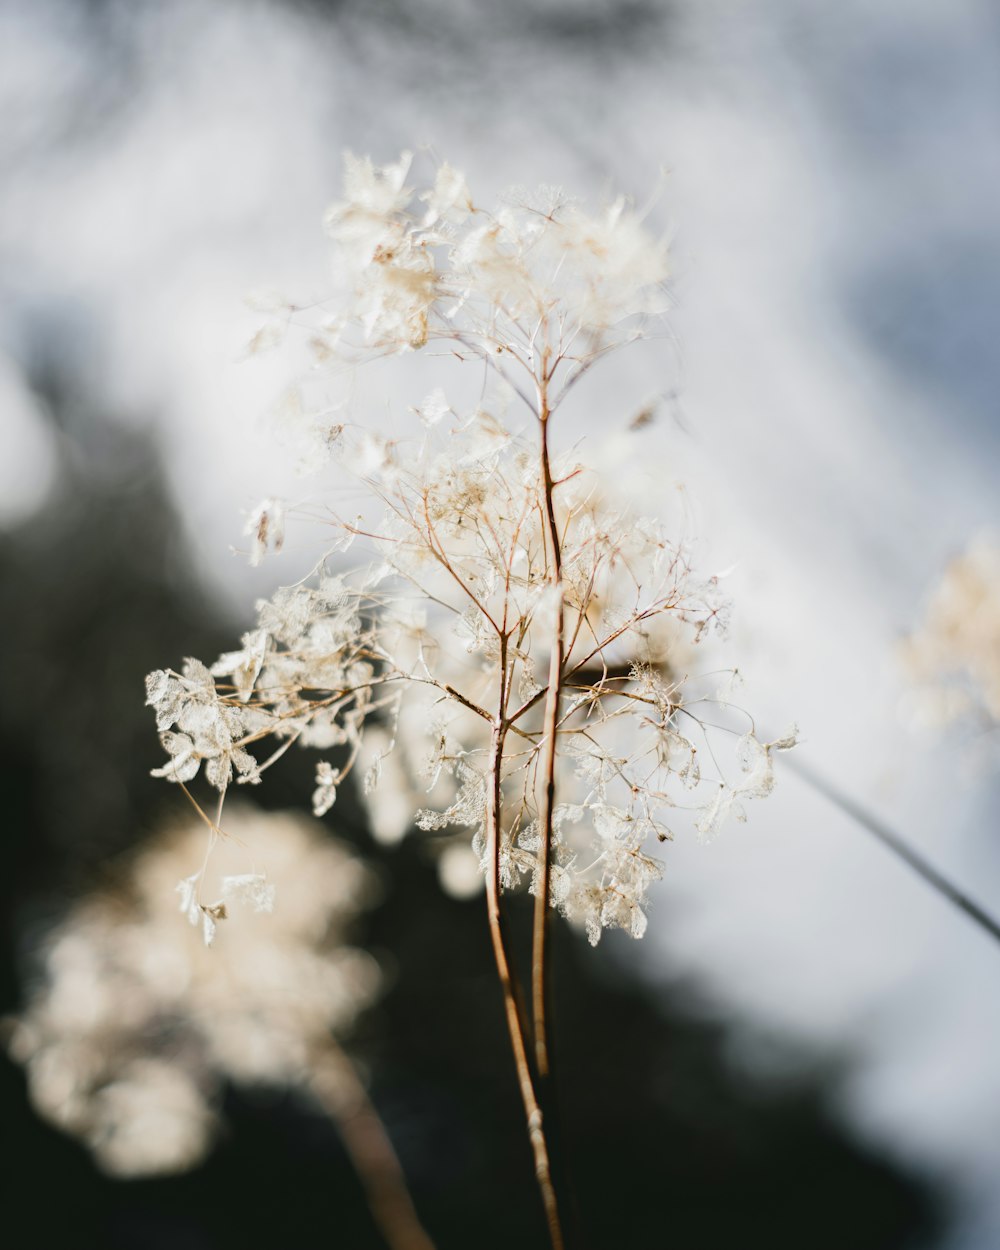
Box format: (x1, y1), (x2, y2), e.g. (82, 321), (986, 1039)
(533, 384), (564, 1082)
(309, 1041), (437, 1250)
(485, 640), (566, 1249)
(782, 754), (1000, 947)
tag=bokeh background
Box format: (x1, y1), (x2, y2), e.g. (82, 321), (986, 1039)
(2, 1), (998, 1247)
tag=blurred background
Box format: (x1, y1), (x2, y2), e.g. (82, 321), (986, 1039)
(1, 1), (998, 1246)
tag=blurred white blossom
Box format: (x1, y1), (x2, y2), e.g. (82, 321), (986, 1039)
(7, 807), (380, 1177)
(902, 535), (1000, 735)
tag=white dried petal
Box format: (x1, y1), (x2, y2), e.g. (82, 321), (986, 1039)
(176, 875), (200, 927)
(151, 733), (200, 784)
(313, 762), (340, 817)
(363, 753), (382, 796)
(211, 630), (268, 702)
(414, 388), (450, 428)
(421, 162), (472, 226)
(244, 498), (286, 567)
(242, 322), (285, 358)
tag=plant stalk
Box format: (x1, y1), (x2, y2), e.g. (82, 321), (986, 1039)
(783, 753), (1000, 947)
(309, 1042), (437, 1250)
(533, 402), (565, 1081)
(486, 709), (566, 1250)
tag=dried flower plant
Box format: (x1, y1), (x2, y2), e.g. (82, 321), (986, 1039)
(145, 153), (792, 1247)
(902, 535), (1000, 740)
(7, 806), (435, 1250)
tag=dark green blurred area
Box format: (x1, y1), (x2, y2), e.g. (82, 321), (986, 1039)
(0, 360), (944, 1249)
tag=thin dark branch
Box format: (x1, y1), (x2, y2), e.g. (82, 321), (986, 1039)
(782, 754), (1000, 947)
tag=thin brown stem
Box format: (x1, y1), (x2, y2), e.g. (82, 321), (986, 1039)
(421, 495), (501, 634)
(533, 398), (564, 1082)
(309, 1041), (437, 1250)
(485, 641), (565, 1250)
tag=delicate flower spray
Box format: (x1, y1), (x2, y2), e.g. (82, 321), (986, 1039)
(8, 809), (435, 1250)
(146, 153), (793, 1248)
(902, 535), (1000, 747)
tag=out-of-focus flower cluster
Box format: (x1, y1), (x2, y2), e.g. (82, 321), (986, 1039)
(902, 536), (1000, 733)
(7, 808), (380, 1177)
(147, 154), (792, 950)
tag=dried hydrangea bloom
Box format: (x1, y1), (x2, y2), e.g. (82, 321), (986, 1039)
(146, 153), (795, 1247)
(902, 535), (1000, 731)
(149, 415), (787, 948)
(7, 807), (380, 1177)
(146, 154), (791, 950)
(248, 153), (667, 387)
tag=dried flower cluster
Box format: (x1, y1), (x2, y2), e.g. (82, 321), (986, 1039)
(7, 808), (379, 1177)
(147, 153), (792, 949)
(902, 535), (1000, 733)
(144, 153), (793, 1248)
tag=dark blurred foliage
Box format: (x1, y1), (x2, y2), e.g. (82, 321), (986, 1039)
(0, 354), (947, 1249)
